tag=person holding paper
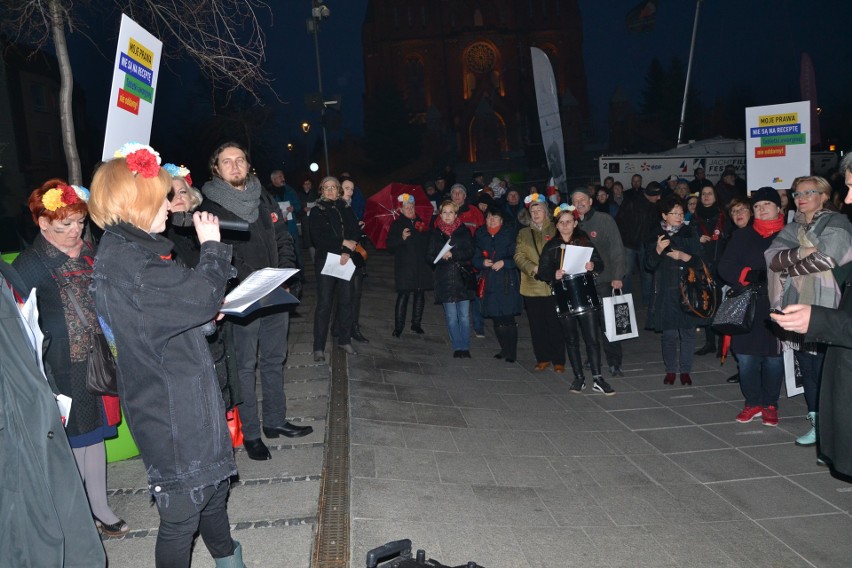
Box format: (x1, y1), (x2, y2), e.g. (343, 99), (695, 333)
(645, 195), (704, 386)
(539, 205), (614, 395)
(427, 200), (475, 357)
(267, 170), (303, 268)
(89, 148), (245, 567)
(200, 142), (309, 464)
(13, 179), (126, 536)
(309, 176), (362, 360)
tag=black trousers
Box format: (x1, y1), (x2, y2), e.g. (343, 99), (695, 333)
(524, 296), (565, 365)
(154, 481), (233, 567)
(314, 261), (353, 350)
(595, 281), (623, 367)
(559, 310), (602, 377)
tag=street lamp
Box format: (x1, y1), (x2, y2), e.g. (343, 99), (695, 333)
(301, 121), (311, 133)
(307, 0), (331, 176)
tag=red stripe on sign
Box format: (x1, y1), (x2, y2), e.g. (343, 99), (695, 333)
(117, 88), (140, 115)
(755, 146), (785, 158)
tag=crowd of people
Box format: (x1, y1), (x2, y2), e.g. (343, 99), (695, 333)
(4, 149), (852, 566)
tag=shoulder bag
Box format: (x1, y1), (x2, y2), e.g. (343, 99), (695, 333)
(679, 260), (718, 319)
(711, 285), (757, 335)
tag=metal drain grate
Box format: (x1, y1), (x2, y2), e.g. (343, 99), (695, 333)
(312, 347), (351, 567)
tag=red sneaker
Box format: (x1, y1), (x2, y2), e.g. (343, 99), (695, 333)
(762, 405), (779, 427)
(735, 405), (763, 423)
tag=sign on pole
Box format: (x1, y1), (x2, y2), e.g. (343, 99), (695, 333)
(102, 14), (162, 161)
(745, 101), (810, 191)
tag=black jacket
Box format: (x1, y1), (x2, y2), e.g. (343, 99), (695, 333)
(426, 225), (474, 304)
(308, 198), (361, 266)
(644, 223), (705, 331)
(615, 193), (659, 249)
(200, 189), (298, 283)
(92, 223), (237, 495)
(386, 214), (433, 292)
(538, 230), (605, 284)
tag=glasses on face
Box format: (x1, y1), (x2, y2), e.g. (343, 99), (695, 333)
(731, 207), (749, 216)
(322, 185), (340, 191)
(792, 189), (821, 199)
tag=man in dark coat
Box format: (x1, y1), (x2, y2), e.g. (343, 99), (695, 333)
(0, 260), (106, 567)
(200, 142), (311, 462)
(615, 183), (661, 306)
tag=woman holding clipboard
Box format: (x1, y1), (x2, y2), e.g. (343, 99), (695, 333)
(539, 205), (614, 395)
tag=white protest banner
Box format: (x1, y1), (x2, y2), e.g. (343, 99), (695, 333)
(745, 101), (810, 191)
(102, 14), (162, 160)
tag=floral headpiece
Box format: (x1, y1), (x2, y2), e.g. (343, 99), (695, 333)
(42, 184), (89, 212)
(524, 193), (546, 208)
(687, 192), (700, 200)
(162, 163), (193, 186)
(114, 142), (162, 178)
(397, 193), (415, 204)
(553, 203), (578, 219)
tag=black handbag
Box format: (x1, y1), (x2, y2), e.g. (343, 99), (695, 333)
(56, 272), (118, 396)
(711, 285), (757, 335)
(679, 260), (718, 319)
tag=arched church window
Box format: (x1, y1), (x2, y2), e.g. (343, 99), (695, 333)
(463, 42), (501, 100)
(473, 9), (484, 27)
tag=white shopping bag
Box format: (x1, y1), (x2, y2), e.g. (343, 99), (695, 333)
(783, 344), (804, 397)
(603, 290), (639, 342)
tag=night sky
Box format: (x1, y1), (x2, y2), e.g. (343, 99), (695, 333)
(66, 0), (852, 162)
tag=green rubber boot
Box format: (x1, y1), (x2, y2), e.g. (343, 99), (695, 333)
(795, 412), (817, 447)
(215, 541), (247, 568)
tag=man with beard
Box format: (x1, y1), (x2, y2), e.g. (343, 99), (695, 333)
(571, 187), (628, 376)
(201, 142), (312, 462)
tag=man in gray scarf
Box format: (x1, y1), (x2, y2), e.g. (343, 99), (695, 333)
(200, 142), (311, 462)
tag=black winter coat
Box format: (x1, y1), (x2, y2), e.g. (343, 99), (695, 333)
(427, 225), (474, 304)
(717, 225), (780, 357)
(615, 193), (659, 249)
(538, 230), (604, 284)
(808, 272), (852, 477)
(472, 224), (522, 318)
(308, 198), (361, 266)
(386, 214), (433, 292)
(92, 223), (237, 495)
(644, 223), (705, 331)
(13, 236), (105, 439)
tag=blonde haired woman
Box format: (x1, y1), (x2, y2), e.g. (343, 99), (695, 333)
(89, 144), (245, 567)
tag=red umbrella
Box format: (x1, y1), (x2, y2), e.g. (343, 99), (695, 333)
(363, 183), (434, 249)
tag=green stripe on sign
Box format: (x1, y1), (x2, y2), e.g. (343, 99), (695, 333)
(124, 74), (153, 103)
(760, 134), (807, 146)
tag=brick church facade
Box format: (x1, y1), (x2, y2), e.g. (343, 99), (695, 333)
(362, 0), (590, 165)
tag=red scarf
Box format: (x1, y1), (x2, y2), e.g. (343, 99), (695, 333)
(753, 215), (784, 238)
(487, 225), (500, 236)
(435, 216), (462, 237)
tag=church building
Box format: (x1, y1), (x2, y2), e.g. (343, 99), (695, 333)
(362, 0), (590, 165)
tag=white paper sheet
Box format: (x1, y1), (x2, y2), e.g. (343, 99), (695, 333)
(560, 244), (593, 275)
(56, 394), (72, 428)
(278, 200), (293, 221)
(222, 268), (300, 314)
(20, 288), (46, 376)
(433, 241), (454, 264)
(321, 253), (356, 281)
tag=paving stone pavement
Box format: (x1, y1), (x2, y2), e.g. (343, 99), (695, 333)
(102, 248), (852, 568)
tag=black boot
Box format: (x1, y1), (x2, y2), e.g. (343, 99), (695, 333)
(393, 293), (409, 337)
(695, 328), (715, 356)
(410, 292), (425, 334)
(493, 324), (508, 359)
(504, 324), (518, 362)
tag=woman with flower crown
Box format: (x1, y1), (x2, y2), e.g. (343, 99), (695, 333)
(386, 193), (433, 337)
(89, 144), (246, 567)
(13, 179), (128, 536)
(538, 204), (614, 395)
(513, 193), (566, 371)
